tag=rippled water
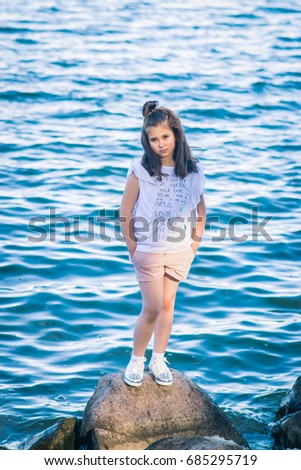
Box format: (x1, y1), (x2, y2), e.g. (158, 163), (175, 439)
(1, 0), (301, 450)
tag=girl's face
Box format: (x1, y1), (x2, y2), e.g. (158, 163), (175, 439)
(147, 122), (176, 165)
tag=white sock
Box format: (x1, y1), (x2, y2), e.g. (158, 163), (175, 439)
(151, 351), (165, 360)
(131, 353), (145, 362)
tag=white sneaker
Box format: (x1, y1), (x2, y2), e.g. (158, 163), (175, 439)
(149, 355), (173, 386)
(124, 356), (146, 387)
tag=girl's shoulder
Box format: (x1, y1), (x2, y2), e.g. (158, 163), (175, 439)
(189, 160), (206, 199)
(187, 159), (206, 181)
(127, 158), (154, 184)
(194, 159), (206, 175)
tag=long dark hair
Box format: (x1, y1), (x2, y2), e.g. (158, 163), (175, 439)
(141, 100), (198, 180)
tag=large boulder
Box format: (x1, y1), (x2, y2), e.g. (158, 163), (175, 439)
(146, 436), (248, 450)
(80, 369), (249, 450)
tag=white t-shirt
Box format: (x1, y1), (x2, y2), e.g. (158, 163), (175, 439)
(127, 159), (206, 253)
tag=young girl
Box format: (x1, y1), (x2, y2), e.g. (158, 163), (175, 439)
(120, 100), (206, 387)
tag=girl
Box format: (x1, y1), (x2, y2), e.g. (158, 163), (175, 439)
(120, 100), (206, 387)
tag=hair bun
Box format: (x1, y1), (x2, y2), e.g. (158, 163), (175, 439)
(142, 100), (159, 117)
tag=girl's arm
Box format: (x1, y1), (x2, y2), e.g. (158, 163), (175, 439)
(119, 173), (139, 258)
(191, 194), (206, 254)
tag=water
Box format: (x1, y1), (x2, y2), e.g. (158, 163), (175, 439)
(1, 0), (301, 450)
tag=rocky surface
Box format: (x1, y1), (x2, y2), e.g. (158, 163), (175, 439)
(146, 435), (248, 450)
(80, 369), (249, 450)
(272, 411), (301, 449)
(276, 377), (301, 420)
(272, 377), (301, 449)
(26, 417), (80, 450)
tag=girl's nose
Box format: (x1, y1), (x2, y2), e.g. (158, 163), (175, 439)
(158, 140), (163, 148)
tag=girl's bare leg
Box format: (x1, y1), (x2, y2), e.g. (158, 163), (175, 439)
(153, 275), (179, 354)
(132, 278), (164, 356)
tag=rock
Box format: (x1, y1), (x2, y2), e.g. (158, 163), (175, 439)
(272, 411), (301, 449)
(146, 435), (248, 450)
(81, 369), (249, 450)
(272, 377), (301, 449)
(276, 377), (301, 420)
(27, 417), (79, 450)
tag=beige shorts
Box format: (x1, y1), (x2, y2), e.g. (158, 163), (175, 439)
(132, 247), (195, 282)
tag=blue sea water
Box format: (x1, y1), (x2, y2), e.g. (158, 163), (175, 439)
(0, 0), (301, 450)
